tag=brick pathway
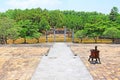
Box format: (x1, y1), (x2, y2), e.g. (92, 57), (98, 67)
(70, 43), (120, 80)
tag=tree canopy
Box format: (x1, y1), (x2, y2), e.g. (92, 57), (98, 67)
(0, 17), (19, 44)
(0, 6), (120, 44)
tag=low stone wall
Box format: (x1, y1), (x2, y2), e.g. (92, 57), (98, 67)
(6, 38), (113, 44)
(114, 39), (120, 44)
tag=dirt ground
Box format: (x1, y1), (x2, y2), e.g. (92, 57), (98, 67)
(70, 43), (120, 80)
(0, 44), (51, 80)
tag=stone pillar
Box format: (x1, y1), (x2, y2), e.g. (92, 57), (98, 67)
(53, 27), (56, 42)
(64, 26), (66, 42)
(46, 30), (48, 42)
(72, 29), (74, 43)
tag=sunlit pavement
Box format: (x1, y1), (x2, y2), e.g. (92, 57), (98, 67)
(31, 43), (93, 80)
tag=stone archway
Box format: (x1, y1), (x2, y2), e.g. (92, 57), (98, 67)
(45, 27), (74, 42)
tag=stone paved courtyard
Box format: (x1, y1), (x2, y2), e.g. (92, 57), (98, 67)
(0, 43), (120, 80)
(0, 44), (50, 80)
(70, 43), (120, 80)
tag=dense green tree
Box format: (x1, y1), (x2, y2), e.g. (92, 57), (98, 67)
(18, 20), (41, 43)
(7, 26), (21, 43)
(5, 9), (16, 19)
(75, 30), (87, 43)
(109, 7), (119, 21)
(49, 10), (64, 28)
(39, 17), (50, 32)
(103, 27), (120, 43)
(85, 23), (101, 43)
(0, 17), (19, 44)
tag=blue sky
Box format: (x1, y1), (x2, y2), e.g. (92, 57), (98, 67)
(0, 0), (120, 14)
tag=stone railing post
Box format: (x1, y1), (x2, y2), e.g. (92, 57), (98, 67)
(72, 29), (74, 43)
(64, 26), (66, 42)
(54, 27), (56, 42)
(46, 29), (48, 42)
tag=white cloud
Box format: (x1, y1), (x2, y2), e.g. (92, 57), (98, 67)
(0, 8), (5, 12)
(6, 0), (62, 10)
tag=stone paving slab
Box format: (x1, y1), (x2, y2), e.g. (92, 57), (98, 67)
(31, 43), (93, 80)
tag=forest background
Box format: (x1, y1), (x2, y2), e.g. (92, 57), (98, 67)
(0, 7), (120, 44)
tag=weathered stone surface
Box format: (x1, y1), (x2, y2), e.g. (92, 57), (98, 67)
(31, 43), (93, 80)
